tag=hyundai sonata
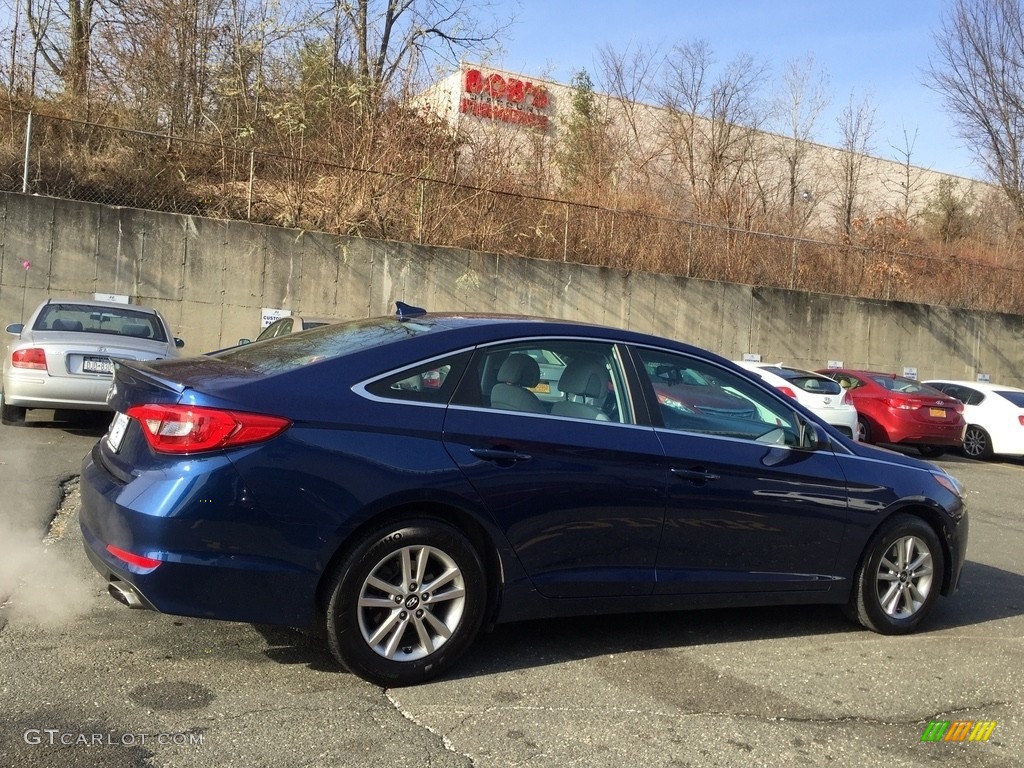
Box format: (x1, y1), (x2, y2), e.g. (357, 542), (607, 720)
(80, 304), (968, 686)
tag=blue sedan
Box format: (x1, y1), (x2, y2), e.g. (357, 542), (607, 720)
(80, 304), (968, 686)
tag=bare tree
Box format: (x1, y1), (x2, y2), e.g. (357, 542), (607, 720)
(327, 0), (510, 113)
(928, 0), (1024, 219)
(657, 40), (768, 223)
(596, 43), (665, 198)
(833, 92), (877, 237)
(770, 55), (830, 222)
(886, 126), (929, 222)
(24, 0), (97, 99)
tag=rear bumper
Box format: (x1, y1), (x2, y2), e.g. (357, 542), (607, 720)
(819, 407), (858, 438)
(3, 368), (113, 409)
(79, 451), (318, 627)
(878, 412), (965, 446)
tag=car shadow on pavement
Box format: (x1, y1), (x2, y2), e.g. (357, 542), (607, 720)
(15, 408), (112, 435)
(452, 558), (1022, 681)
(246, 558), (1023, 682)
(252, 625), (341, 672)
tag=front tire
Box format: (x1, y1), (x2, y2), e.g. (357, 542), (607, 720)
(962, 425), (993, 460)
(324, 519), (486, 687)
(846, 514), (944, 635)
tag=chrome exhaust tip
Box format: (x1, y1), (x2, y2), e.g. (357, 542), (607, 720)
(108, 580), (146, 609)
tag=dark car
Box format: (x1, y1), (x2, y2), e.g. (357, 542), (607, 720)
(80, 306), (969, 686)
(818, 368), (966, 457)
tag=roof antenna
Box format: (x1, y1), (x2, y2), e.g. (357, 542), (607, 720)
(395, 301), (427, 319)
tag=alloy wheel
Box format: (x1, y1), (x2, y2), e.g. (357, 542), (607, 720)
(356, 544), (467, 661)
(874, 535), (934, 619)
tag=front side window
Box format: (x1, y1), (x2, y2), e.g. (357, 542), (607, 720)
(453, 339), (633, 424)
(634, 347), (801, 446)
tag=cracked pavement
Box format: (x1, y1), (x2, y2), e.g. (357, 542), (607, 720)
(1, 414), (1021, 767)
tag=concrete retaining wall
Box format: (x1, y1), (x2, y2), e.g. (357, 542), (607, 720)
(2, 192), (1022, 385)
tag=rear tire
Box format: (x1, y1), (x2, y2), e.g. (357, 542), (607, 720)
(324, 518), (486, 687)
(856, 417), (871, 443)
(846, 514), (944, 635)
(1, 393), (26, 426)
(962, 425), (993, 460)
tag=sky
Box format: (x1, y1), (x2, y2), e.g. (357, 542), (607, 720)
(491, 0), (981, 180)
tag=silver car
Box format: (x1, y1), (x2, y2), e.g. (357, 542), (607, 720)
(2, 299), (184, 425)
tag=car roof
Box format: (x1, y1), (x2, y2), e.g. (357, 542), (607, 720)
(35, 298), (159, 314)
(925, 379), (1024, 393)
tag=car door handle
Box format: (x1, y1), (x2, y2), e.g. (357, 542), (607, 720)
(670, 467), (721, 482)
(469, 448), (532, 464)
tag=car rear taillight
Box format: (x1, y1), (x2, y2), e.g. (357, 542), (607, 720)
(106, 544), (162, 570)
(127, 404), (291, 454)
(777, 386), (797, 398)
(884, 397), (920, 410)
(12, 348), (47, 369)
(1019, 415), (1024, 427)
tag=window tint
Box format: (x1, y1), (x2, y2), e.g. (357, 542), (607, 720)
(772, 367), (842, 395)
(34, 303), (167, 342)
(217, 317), (439, 375)
(995, 390), (1024, 407)
(365, 352), (470, 404)
(635, 348), (801, 446)
(453, 340), (632, 423)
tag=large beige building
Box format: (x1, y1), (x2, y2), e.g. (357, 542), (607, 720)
(415, 64), (987, 230)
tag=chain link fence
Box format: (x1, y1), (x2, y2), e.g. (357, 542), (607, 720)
(1, 108), (1020, 314)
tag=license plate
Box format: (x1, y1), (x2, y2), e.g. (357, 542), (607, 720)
(929, 407), (946, 418)
(83, 356), (113, 374)
(106, 412), (130, 452)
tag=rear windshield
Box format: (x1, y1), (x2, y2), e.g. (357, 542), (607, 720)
(995, 390), (1024, 408)
(866, 374), (944, 395)
(214, 316), (436, 375)
(34, 303), (167, 342)
(770, 367), (842, 395)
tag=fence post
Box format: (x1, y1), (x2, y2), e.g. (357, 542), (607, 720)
(563, 203), (569, 262)
(417, 181), (425, 243)
(247, 150), (255, 220)
(22, 112), (33, 193)
(686, 228), (692, 277)
(790, 238), (797, 289)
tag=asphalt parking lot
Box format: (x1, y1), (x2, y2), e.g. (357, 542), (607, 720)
(1, 414), (1021, 768)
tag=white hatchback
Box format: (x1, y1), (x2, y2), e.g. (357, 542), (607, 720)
(734, 361), (860, 440)
(924, 379), (1024, 459)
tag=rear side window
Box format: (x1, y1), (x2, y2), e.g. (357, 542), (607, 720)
(452, 339), (633, 424)
(364, 352), (471, 404)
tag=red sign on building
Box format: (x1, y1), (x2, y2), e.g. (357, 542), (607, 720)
(459, 69), (550, 129)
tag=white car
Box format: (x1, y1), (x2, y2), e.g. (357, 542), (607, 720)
(734, 361), (859, 439)
(924, 379), (1024, 459)
(2, 298), (184, 425)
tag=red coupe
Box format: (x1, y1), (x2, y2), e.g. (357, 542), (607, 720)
(817, 369), (965, 457)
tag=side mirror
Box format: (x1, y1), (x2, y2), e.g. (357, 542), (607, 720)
(237, 338), (251, 345)
(175, 338), (185, 348)
(800, 419), (831, 451)
(6, 323), (24, 335)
